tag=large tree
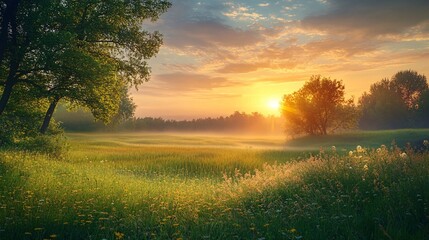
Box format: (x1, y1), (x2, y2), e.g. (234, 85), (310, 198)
(391, 70), (428, 109)
(0, 0), (171, 135)
(281, 75), (358, 136)
(0, 0), (170, 114)
(359, 70), (428, 130)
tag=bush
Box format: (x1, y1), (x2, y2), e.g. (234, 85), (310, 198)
(14, 133), (69, 158)
(0, 92), (69, 157)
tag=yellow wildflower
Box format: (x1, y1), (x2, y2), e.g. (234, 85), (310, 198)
(114, 231), (124, 240)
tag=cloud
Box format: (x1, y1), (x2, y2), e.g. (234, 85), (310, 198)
(217, 63), (264, 73)
(301, 0), (429, 37)
(152, 72), (233, 91)
(149, 0), (429, 79)
(258, 3), (270, 7)
(165, 20), (263, 48)
(223, 4), (266, 21)
(152, 0), (264, 50)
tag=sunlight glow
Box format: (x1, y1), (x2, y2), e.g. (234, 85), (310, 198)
(267, 99), (280, 110)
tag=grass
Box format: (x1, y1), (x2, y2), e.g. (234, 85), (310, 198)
(0, 130), (428, 239)
(285, 129), (429, 150)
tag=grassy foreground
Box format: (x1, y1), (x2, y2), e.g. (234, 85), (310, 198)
(1, 131), (429, 239)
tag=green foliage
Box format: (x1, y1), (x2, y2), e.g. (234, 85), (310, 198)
(284, 128), (429, 150)
(359, 79), (408, 129)
(108, 86), (137, 126)
(0, 133), (428, 239)
(14, 133), (69, 158)
(0, 86), (47, 145)
(391, 70), (428, 109)
(0, 85), (68, 156)
(0, 0), (170, 149)
(415, 89), (429, 127)
(359, 70), (429, 130)
(282, 75), (358, 136)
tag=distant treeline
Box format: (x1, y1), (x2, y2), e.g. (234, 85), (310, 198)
(55, 69), (429, 135)
(55, 107), (284, 134)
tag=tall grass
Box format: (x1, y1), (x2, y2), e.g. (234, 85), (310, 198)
(0, 132), (428, 239)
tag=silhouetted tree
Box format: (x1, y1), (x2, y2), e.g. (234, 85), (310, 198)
(359, 79), (408, 129)
(359, 70), (428, 129)
(281, 75), (358, 136)
(109, 87), (137, 125)
(415, 89), (429, 127)
(391, 70), (428, 109)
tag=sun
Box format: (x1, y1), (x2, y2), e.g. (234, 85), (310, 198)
(267, 99), (280, 110)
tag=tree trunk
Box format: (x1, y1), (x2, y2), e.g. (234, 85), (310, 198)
(0, 0), (20, 65)
(0, 51), (20, 115)
(40, 96), (60, 134)
(0, 0), (20, 116)
(0, 79), (15, 115)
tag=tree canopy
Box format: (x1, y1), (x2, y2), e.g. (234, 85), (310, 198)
(359, 70), (428, 130)
(281, 75), (358, 136)
(0, 0), (171, 143)
(391, 70), (428, 109)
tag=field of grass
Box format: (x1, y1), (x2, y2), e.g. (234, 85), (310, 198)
(1, 130), (429, 239)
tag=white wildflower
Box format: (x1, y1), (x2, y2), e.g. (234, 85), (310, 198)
(363, 164), (368, 171)
(376, 148), (382, 154)
(400, 152), (408, 159)
(331, 146), (336, 152)
(348, 151), (354, 157)
(356, 145), (365, 153)
(423, 140), (429, 147)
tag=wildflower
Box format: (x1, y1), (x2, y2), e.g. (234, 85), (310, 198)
(114, 232), (124, 240)
(290, 228), (297, 233)
(376, 148), (381, 154)
(363, 164), (368, 171)
(331, 146), (336, 152)
(424, 140), (429, 147)
(400, 152), (408, 159)
(348, 151), (353, 157)
(356, 145), (365, 153)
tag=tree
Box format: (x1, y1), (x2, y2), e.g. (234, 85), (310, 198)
(37, 48), (123, 133)
(0, 0), (20, 65)
(0, 0), (171, 135)
(415, 89), (429, 127)
(358, 70), (428, 130)
(359, 79), (409, 129)
(109, 87), (137, 125)
(281, 75), (358, 136)
(0, 84), (51, 145)
(391, 70), (428, 109)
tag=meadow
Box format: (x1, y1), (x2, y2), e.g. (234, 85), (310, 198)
(1, 130), (429, 239)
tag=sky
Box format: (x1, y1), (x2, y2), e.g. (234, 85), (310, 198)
(133, 0), (429, 119)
